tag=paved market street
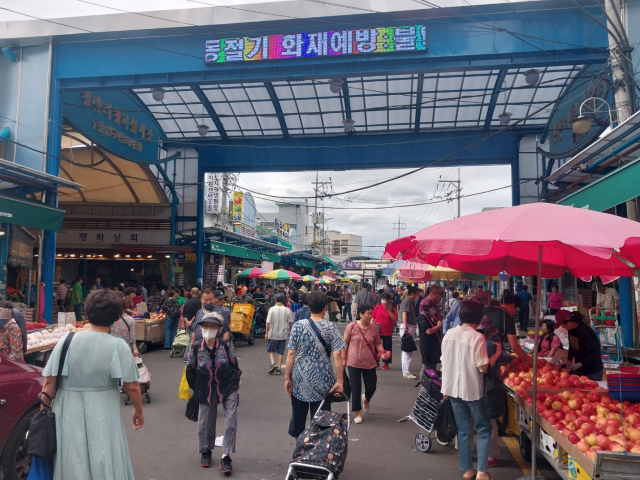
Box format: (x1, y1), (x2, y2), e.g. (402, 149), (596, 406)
(123, 325), (562, 480)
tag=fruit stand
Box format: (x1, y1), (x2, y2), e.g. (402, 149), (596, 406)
(25, 323), (85, 355)
(502, 357), (640, 479)
(135, 313), (166, 354)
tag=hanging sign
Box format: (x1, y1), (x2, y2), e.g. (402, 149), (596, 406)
(62, 90), (165, 163)
(274, 218), (290, 238)
(205, 25), (426, 64)
(205, 173), (221, 214)
(232, 192), (244, 221)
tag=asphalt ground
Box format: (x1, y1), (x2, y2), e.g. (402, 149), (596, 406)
(123, 319), (562, 480)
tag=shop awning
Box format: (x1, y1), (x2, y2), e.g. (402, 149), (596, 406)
(558, 157), (640, 211)
(0, 157), (82, 192)
(209, 240), (280, 263)
(321, 254), (338, 270)
(0, 192), (65, 231)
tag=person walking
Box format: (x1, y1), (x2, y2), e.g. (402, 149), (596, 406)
(372, 293), (396, 370)
(293, 294), (311, 323)
(285, 291), (346, 438)
(399, 287), (420, 380)
(326, 284), (341, 322)
(417, 297), (443, 373)
(344, 304), (387, 424)
(71, 276), (84, 322)
(342, 285), (353, 322)
(441, 300), (492, 480)
(162, 288), (182, 351)
(110, 309), (139, 356)
(353, 283), (373, 319)
(517, 285), (534, 332)
(57, 280), (69, 312)
(40, 289), (143, 480)
(266, 292), (293, 375)
(183, 287), (202, 361)
(186, 311), (241, 474)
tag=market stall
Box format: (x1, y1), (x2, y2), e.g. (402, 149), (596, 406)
(384, 202), (640, 480)
(25, 322), (84, 355)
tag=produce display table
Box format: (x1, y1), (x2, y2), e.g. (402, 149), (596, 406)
(509, 389), (640, 480)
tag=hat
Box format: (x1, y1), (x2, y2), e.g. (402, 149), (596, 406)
(213, 289), (226, 299)
(421, 297), (440, 311)
(476, 315), (498, 336)
(475, 289), (490, 306)
(553, 309), (572, 329)
(197, 310), (224, 326)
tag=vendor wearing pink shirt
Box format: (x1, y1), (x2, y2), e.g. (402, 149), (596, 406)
(547, 285), (563, 314)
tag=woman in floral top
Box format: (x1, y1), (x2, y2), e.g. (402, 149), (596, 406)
(535, 320), (563, 357)
(0, 318), (24, 363)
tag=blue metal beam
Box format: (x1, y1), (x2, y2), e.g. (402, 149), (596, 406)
(191, 85), (228, 141)
(264, 81), (288, 139)
(484, 68), (508, 130)
(197, 130), (523, 173)
(414, 73), (424, 134)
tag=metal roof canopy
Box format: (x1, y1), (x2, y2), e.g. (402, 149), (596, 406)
(547, 109), (640, 186)
(0, 157), (82, 192)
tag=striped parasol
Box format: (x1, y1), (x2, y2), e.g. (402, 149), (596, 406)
(301, 275), (318, 282)
(259, 269), (303, 280)
(236, 267), (269, 278)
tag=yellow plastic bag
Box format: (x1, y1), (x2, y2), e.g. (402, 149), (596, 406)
(179, 366), (191, 401)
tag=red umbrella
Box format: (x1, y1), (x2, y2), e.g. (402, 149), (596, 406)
(384, 203), (640, 278)
(384, 202), (640, 479)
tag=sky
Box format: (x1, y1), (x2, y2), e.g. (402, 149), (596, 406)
(239, 165), (513, 259)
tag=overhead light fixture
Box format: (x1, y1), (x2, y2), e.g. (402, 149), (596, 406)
(34, 254), (39, 257)
(125, 254), (131, 258)
(523, 69), (541, 86)
(0, 229), (5, 236)
(64, 253), (69, 258)
(69, 254), (76, 258)
(114, 254), (120, 258)
(572, 116), (592, 134)
(98, 254), (103, 258)
(343, 119), (355, 132)
(57, 253), (62, 257)
(165, 255), (171, 258)
(147, 255), (153, 258)
(197, 124), (209, 137)
(498, 112), (512, 125)
(79, 254), (84, 258)
(130, 268), (134, 272)
(151, 87), (165, 102)
(328, 78), (344, 94)
(136, 254), (142, 258)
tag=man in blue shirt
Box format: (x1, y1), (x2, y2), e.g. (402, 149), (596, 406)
(517, 285), (534, 332)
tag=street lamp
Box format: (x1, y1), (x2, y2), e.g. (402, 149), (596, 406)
(328, 79), (344, 94)
(342, 119), (355, 132)
(572, 97), (614, 134)
(523, 69), (541, 86)
(197, 124), (210, 137)
(498, 112), (512, 125)
(151, 87), (165, 102)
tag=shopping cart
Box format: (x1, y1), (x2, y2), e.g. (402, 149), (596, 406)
(398, 369), (450, 453)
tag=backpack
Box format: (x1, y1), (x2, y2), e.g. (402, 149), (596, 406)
(164, 298), (181, 318)
(484, 368), (505, 419)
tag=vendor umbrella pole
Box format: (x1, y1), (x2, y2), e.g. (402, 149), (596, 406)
(518, 246), (544, 480)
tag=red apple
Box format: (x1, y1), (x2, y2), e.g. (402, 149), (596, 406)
(561, 390), (572, 400)
(605, 425), (620, 436)
(568, 398), (583, 410)
(589, 392), (602, 403)
(601, 397), (613, 406)
(596, 435), (611, 450)
(586, 450), (596, 461)
(629, 428), (640, 442)
(576, 440), (589, 453)
(552, 401), (563, 412)
(582, 424), (595, 435)
(583, 404), (596, 416)
(568, 433), (580, 444)
(611, 443), (626, 452)
(556, 421), (567, 431)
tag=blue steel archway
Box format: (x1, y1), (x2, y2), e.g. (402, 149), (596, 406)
(41, 0), (610, 314)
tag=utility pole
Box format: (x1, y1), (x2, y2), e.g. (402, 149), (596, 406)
(393, 216), (406, 239)
(603, 0), (637, 221)
(311, 172), (331, 255)
(439, 168), (462, 218)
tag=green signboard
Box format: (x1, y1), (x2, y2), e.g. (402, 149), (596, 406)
(0, 192), (65, 232)
(209, 240), (281, 263)
(277, 238), (293, 250)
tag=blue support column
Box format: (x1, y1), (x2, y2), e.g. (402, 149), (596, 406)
(195, 166), (205, 289)
(619, 277), (634, 348)
(511, 152), (520, 206)
(0, 223), (8, 298)
(42, 80), (62, 323)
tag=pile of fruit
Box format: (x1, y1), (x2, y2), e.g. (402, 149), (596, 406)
(26, 324), (81, 351)
(25, 321), (49, 331)
(149, 313), (165, 320)
(502, 357), (640, 458)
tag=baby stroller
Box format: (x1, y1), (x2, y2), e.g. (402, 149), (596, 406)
(285, 392), (350, 480)
(123, 355), (151, 404)
(398, 369), (452, 453)
(170, 329), (189, 358)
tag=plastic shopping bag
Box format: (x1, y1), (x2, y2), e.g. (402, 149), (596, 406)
(179, 366), (192, 401)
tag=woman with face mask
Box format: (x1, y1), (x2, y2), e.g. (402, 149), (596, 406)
(417, 297), (443, 375)
(186, 311), (242, 474)
(372, 293), (396, 370)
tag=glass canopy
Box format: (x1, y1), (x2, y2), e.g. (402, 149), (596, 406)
(133, 65), (583, 139)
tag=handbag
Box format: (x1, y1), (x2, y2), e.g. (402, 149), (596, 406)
(484, 368), (505, 419)
(307, 319), (351, 401)
(401, 331), (417, 352)
(185, 397), (199, 422)
(26, 332), (75, 459)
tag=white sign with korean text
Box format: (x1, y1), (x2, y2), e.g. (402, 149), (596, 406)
(205, 173), (221, 214)
(57, 230), (171, 246)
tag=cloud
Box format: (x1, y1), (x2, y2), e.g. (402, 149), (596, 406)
(240, 165), (514, 258)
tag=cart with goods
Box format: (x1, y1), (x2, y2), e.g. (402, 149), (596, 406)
(230, 303), (255, 345)
(170, 329), (189, 357)
(398, 369), (451, 453)
(135, 312), (166, 354)
(590, 307), (624, 364)
(123, 355), (151, 404)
